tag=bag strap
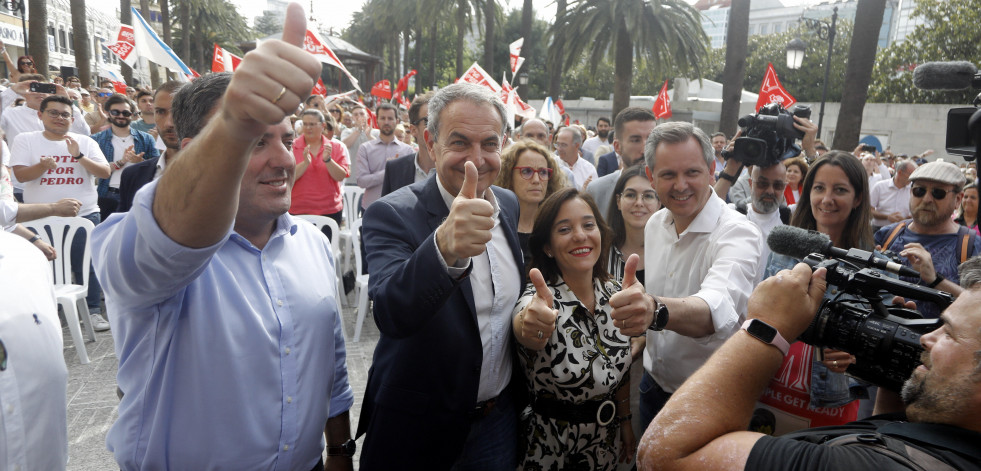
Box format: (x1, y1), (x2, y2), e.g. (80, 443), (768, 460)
(956, 224), (971, 263)
(824, 433), (955, 471)
(881, 221), (908, 251)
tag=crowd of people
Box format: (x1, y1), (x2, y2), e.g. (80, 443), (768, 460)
(2, 5), (981, 471)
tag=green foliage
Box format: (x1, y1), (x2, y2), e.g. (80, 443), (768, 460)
(559, 56), (674, 99)
(868, 0), (981, 104)
(701, 20), (853, 103)
(490, 8), (551, 98)
(171, 0), (253, 71)
(253, 10), (284, 38)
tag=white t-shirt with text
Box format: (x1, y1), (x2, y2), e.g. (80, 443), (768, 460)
(10, 131), (107, 216)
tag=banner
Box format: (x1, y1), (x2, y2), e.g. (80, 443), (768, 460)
(394, 69), (417, 100)
(460, 62), (502, 94)
(312, 78), (327, 96)
(653, 79), (672, 119)
(371, 80), (392, 100)
(211, 44), (242, 73)
(509, 38), (524, 74)
(304, 29), (362, 92)
(105, 25), (137, 68)
(129, 7), (193, 81)
(756, 63), (796, 111)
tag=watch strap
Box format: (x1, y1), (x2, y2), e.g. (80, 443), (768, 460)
(718, 171), (738, 183)
(926, 273), (944, 288)
(326, 438), (356, 457)
(741, 319), (790, 356)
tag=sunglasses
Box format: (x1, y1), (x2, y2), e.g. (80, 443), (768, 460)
(753, 180), (787, 191)
(514, 166), (552, 180)
(911, 186), (952, 200)
(97, 92), (112, 98)
(19, 61), (33, 66)
(109, 109), (133, 117)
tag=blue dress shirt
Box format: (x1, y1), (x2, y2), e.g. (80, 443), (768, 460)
(92, 180), (353, 471)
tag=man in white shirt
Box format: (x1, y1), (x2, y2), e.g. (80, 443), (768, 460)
(581, 116), (610, 156)
(870, 159), (916, 231)
(11, 95), (110, 331)
(744, 163), (788, 278)
(640, 122), (763, 430)
(555, 126), (596, 189)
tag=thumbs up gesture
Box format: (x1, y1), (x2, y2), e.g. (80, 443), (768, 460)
(609, 254), (656, 337)
(514, 268), (559, 350)
(222, 2), (322, 140)
(435, 161), (495, 266)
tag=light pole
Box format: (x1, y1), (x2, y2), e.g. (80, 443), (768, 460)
(2, 0), (28, 57)
(787, 6), (837, 139)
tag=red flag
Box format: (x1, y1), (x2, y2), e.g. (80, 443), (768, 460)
(186, 68), (200, 79)
(312, 78), (327, 96)
(370, 80), (392, 100)
(303, 29), (362, 91)
(756, 63), (796, 111)
(105, 25), (136, 67)
(394, 69), (417, 100)
(653, 80), (672, 119)
(554, 99), (566, 116)
(211, 44), (242, 73)
(111, 81), (128, 94)
(397, 95), (411, 108)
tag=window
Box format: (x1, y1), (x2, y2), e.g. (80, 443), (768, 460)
(69, 30), (74, 54)
(760, 23), (768, 35)
(58, 28), (67, 54)
(773, 23), (782, 34)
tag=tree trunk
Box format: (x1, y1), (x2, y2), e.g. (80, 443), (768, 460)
(611, 18), (632, 121)
(415, 25), (423, 92)
(180, 0), (190, 72)
(120, 0), (133, 85)
(455, 0), (466, 78)
(483, 0), (495, 75)
(719, 0), (750, 138)
(520, 0), (533, 42)
(429, 22), (437, 87)
(547, 0), (566, 99)
(161, 0), (174, 81)
(140, 0), (160, 88)
(27, 0), (48, 76)
(70, 0), (92, 88)
(832, 0), (887, 151)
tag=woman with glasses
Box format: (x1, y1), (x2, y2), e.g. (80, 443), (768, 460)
(606, 164), (659, 286)
(290, 109), (350, 225)
(511, 188), (635, 469)
(756, 151), (874, 434)
(494, 140), (568, 265)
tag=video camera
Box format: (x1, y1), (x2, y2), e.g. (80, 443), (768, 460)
(723, 103), (812, 167)
(798, 254), (953, 392)
(912, 61), (981, 162)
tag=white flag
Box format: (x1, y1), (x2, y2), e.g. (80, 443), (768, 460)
(130, 7), (193, 81)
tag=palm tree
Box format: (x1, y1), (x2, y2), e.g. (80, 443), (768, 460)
(171, 0), (252, 72)
(483, 0), (496, 75)
(832, 0), (888, 151)
(120, 0), (133, 85)
(453, 0), (483, 78)
(551, 0), (708, 119)
(547, 0), (565, 99)
(179, 0), (190, 71)
(520, 0), (533, 41)
(27, 0), (48, 76)
(160, 0), (174, 80)
(70, 0), (92, 87)
(139, 0), (161, 87)
(719, 0), (750, 138)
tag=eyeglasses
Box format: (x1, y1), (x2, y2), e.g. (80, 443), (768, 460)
(619, 190), (658, 204)
(753, 179), (787, 191)
(97, 92), (112, 98)
(411, 117), (428, 127)
(109, 109), (133, 117)
(514, 166), (552, 180)
(912, 186), (952, 200)
(44, 109), (72, 119)
(301, 121), (323, 127)
(19, 61), (32, 66)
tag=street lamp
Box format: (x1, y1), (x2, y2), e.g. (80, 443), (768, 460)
(787, 6), (838, 139)
(2, 0), (28, 57)
(518, 72), (529, 86)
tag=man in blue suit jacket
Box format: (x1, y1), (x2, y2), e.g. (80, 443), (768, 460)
(596, 150), (619, 177)
(359, 83), (525, 470)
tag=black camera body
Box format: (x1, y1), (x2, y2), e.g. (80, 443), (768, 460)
(724, 103), (811, 167)
(945, 106), (981, 162)
(798, 254), (952, 392)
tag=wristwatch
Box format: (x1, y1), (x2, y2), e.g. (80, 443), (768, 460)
(647, 296), (669, 332)
(72, 152), (85, 161)
(718, 171), (738, 183)
(741, 319), (790, 356)
(326, 438), (356, 457)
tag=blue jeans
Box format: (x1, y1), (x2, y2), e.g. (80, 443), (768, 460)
(449, 392), (518, 471)
(71, 212), (103, 312)
(638, 372), (673, 433)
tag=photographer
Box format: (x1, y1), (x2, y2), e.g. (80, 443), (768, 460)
(637, 261), (981, 470)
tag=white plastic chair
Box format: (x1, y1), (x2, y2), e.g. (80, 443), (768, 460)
(339, 186), (365, 276)
(23, 216), (97, 364)
(294, 215), (347, 309)
(350, 218), (371, 342)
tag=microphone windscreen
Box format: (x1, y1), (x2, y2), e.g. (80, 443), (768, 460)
(912, 61), (978, 90)
(767, 225), (831, 259)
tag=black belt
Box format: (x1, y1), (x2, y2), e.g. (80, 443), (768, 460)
(469, 395), (500, 421)
(531, 396), (617, 425)
(106, 187), (120, 194)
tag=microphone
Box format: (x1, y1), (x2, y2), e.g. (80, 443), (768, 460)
(767, 225), (920, 278)
(912, 61), (981, 90)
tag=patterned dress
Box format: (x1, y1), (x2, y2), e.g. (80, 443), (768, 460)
(514, 277), (631, 470)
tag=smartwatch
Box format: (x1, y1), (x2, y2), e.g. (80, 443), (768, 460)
(741, 319), (790, 356)
(717, 171), (738, 183)
(647, 296), (669, 332)
(926, 273), (945, 288)
(326, 438), (357, 457)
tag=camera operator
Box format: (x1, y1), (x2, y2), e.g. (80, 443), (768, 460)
(637, 261), (981, 470)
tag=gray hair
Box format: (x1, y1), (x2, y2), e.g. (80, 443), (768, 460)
(896, 160), (917, 174)
(520, 118), (547, 135)
(427, 83), (507, 143)
(644, 121), (713, 171)
(172, 72), (231, 140)
(958, 255), (981, 289)
(300, 108), (325, 123)
(558, 126), (582, 146)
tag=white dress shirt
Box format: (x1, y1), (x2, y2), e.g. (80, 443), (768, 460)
(559, 156), (598, 190)
(869, 178), (912, 227)
(435, 178), (521, 401)
(643, 191), (763, 392)
(746, 205), (783, 282)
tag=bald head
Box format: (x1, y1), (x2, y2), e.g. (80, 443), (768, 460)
(520, 119), (550, 147)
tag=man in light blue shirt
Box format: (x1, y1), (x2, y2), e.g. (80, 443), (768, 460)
(91, 7), (355, 470)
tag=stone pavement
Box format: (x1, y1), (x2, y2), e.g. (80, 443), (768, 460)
(64, 299), (642, 470)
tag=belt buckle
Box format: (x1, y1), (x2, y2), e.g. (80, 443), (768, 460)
(596, 399), (616, 426)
